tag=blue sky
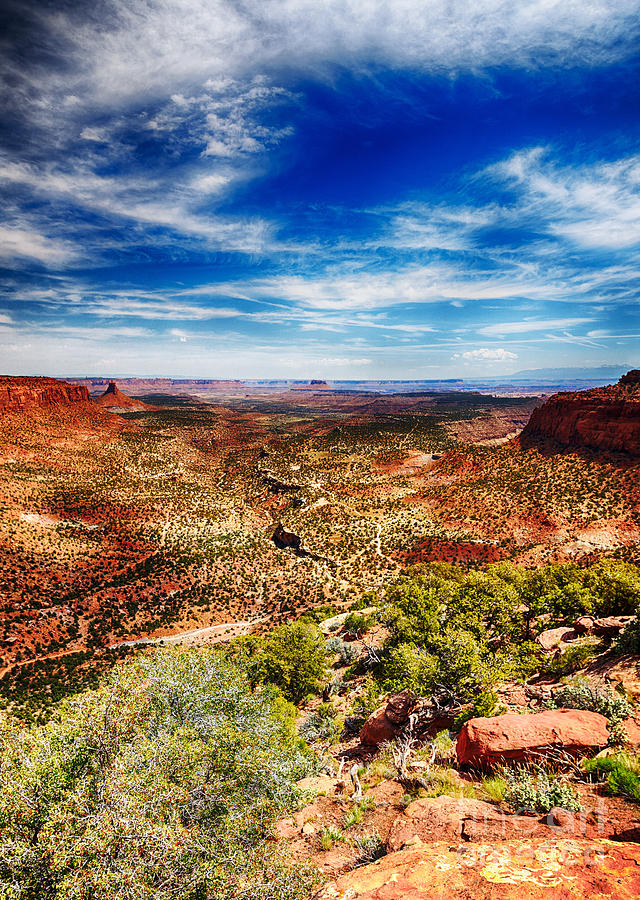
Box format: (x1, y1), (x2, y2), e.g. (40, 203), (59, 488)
(0, 0), (639, 379)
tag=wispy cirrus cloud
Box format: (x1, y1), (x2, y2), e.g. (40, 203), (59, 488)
(0, 225), (79, 266)
(478, 317), (594, 336)
(490, 148), (640, 250)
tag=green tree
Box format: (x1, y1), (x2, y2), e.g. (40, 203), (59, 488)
(0, 649), (316, 900)
(253, 622), (329, 703)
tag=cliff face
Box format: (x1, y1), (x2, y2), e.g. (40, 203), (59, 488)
(519, 370), (640, 456)
(0, 377), (92, 412)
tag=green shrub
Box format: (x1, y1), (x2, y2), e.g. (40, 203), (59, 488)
(543, 639), (604, 678)
(615, 617), (640, 654)
(298, 604), (338, 624)
(504, 766), (582, 813)
(319, 825), (344, 851)
(481, 774), (507, 803)
(584, 753), (640, 801)
(378, 643), (438, 695)
(421, 766), (475, 799)
(454, 691), (501, 730)
(343, 612), (376, 635)
(543, 678), (633, 725)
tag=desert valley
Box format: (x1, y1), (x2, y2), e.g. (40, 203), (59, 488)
(2, 370), (640, 898)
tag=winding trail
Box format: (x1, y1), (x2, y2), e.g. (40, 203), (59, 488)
(108, 616), (270, 650)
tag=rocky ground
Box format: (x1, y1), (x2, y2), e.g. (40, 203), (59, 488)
(276, 613), (640, 897)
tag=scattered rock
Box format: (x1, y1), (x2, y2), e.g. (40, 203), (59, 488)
(456, 709), (610, 767)
(546, 807), (572, 829)
(592, 616), (635, 638)
(315, 839), (640, 899)
(360, 690), (417, 747)
(574, 616), (597, 633)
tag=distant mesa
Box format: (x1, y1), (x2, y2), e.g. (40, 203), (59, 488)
(93, 381), (156, 412)
(519, 369), (640, 456)
(291, 379), (331, 391)
(0, 376), (93, 413)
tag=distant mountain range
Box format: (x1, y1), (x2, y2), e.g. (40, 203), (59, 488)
(489, 365), (632, 383)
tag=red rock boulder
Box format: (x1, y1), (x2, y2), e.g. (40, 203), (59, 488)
(359, 689), (417, 747)
(457, 708), (610, 767)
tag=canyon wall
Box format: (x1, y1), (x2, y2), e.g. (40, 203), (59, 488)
(0, 377), (92, 412)
(519, 370), (640, 456)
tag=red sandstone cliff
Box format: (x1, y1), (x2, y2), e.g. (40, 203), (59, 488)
(0, 376), (93, 412)
(519, 369), (640, 456)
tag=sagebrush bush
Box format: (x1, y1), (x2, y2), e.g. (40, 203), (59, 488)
(543, 678), (633, 725)
(298, 703), (341, 744)
(325, 636), (360, 666)
(504, 766), (582, 813)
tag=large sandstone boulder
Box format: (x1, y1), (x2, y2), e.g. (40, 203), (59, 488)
(272, 523), (301, 550)
(387, 796), (550, 849)
(359, 690), (417, 747)
(536, 626), (578, 650)
(457, 708), (610, 767)
(315, 839), (640, 899)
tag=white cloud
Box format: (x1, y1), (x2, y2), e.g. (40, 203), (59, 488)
(491, 149), (640, 250)
(318, 356), (372, 366)
(0, 157), (273, 252)
(458, 348), (518, 361)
